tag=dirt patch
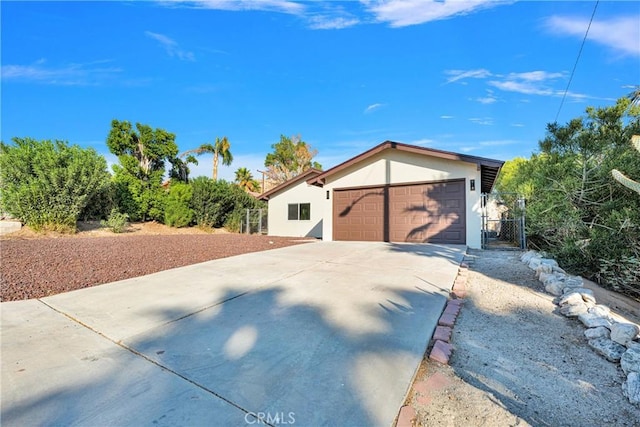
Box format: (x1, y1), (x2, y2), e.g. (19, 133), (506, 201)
(0, 223), (310, 302)
(1, 220), (225, 239)
(406, 249), (639, 426)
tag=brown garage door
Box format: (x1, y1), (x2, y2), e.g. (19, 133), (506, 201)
(333, 180), (466, 244)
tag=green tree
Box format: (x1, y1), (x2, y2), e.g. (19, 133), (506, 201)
(0, 137), (110, 232)
(264, 134), (321, 185)
(234, 167), (260, 193)
(181, 136), (232, 181)
(106, 119), (178, 221)
(497, 96), (640, 297)
(170, 154), (198, 183)
(164, 182), (194, 227)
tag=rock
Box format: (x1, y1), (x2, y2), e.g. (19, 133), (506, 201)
(588, 338), (627, 362)
(585, 326), (610, 339)
(558, 289), (596, 307)
(578, 313), (612, 329)
(563, 276), (584, 288)
(536, 263), (553, 277)
(623, 372), (640, 406)
(562, 286), (594, 296)
(560, 301), (588, 317)
(621, 347), (640, 375)
(552, 266), (567, 275)
(557, 292), (584, 306)
(539, 272), (564, 286)
(528, 258), (542, 270)
(627, 341), (640, 351)
(611, 323), (640, 347)
(521, 250), (539, 263)
(545, 280), (566, 296)
(540, 258), (559, 268)
(588, 305), (610, 318)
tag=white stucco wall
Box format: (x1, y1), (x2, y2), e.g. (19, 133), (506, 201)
(267, 180), (325, 238)
(319, 150), (483, 248)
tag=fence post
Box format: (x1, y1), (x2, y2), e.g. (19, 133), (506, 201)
(518, 197), (526, 249)
(258, 209), (262, 234)
(246, 209), (250, 235)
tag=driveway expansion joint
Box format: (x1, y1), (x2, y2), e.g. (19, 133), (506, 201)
(36, 298), (261, 423)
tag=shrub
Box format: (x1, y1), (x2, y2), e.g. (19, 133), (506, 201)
(0, 137), (110, 233)
(164, 182), (194, 227)
(190, 177), (265, 230)
(101, 208), (129, 233)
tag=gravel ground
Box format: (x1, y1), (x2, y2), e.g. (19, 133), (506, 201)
(0, 232), (307, 302)
(407, 249), (640, 426)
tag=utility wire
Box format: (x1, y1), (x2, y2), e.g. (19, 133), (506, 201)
(554, 0), (599, 123)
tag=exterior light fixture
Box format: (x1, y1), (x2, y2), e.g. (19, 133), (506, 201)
(470, 179), (476, 191)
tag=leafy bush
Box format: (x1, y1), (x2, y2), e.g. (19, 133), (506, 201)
(0, 137), (110, 233)
(190, 177), (233, 228)
(190, 177), (265, 230)
(495, 97), (640, 298)
(101, 208), (129, 233)
(164, 182), (194, 227)
(224, 184), (265, 232)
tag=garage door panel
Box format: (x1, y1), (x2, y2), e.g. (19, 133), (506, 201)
(334, 180), (465, 244)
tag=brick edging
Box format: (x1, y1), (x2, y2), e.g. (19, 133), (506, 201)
(428, 259), (470, 364)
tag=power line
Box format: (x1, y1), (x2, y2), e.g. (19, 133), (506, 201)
(554, 0), (599, 123)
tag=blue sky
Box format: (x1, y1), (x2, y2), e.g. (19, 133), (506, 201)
(2, 1), (639, 181)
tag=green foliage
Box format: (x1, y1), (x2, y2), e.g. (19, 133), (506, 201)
(101, 208), (129, 233)
(264, 134), (321, 184)
(224, 184), (264, 232)
(164, 182), (194, 227)
(106, 119), (177, 221)
(234, 167), (260, 193)
(497, 97), (640, 298)
(0, 137), (110, 233)
(190, 177), (264, 230)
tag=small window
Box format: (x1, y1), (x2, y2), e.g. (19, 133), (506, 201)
(299, 203), (311, 220)
(288, 204), (299, 220)
(288, 203), (311, 221)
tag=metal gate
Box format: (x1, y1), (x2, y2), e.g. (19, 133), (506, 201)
(240, 208), (268, 235)
(481, 193), (526, 250)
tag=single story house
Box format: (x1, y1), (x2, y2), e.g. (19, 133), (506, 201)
(259, 141), (504, 249)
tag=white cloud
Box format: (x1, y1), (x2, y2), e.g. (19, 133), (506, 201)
(145, 31), (195, 61)
(1, 59), (122, 85)
(545, 15), (640, 57)
(511, 123), (524, 127)
(443, 67), (594, 101)
(364, 0), (511, 28)
(308, 15), (360, 30)
(407, 138), (436, 146)
(162, 0), (305, 15)
(444, 68), (492, 84)
(488, 71), (592, 100)
(474, 89), (498, 104)
(468, 117), (493, 126)
(364, 103), (385, 114)
(440, 115), (454, 119)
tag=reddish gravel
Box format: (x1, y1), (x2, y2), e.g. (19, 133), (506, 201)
(0, 234), (308, 302)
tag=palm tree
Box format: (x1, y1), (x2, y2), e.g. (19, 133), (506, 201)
(180, 136), (232, 180)
(234, 167), (260, 193)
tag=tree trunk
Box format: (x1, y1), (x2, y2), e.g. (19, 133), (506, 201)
(213, 152), (218, 181)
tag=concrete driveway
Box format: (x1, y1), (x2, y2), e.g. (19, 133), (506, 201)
(1, 241), (465, 426)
